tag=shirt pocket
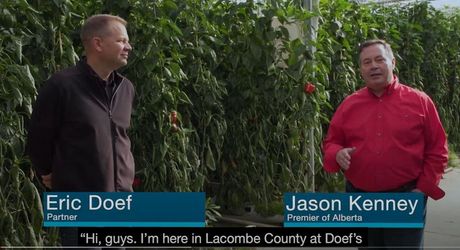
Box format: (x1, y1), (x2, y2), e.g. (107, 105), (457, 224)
(396, 112), (424, 146)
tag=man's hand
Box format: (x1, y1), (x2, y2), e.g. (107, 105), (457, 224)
(41, 173), (52, 189)
(336, 147), (356, 171)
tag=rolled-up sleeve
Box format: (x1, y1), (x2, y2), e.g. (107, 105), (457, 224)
(417, 95), (448, 200)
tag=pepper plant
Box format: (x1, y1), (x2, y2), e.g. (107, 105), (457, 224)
(1, 0), (460, 246)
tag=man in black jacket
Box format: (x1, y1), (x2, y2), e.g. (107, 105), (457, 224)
(27, 14), (135, 246)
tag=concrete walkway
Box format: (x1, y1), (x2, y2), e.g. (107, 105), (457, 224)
(424, 167), (460, 248)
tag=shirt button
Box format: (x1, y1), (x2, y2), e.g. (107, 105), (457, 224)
(376, 151), (381, 155)
(377, 132), (382, 136)
(379, 99), (383, 102)
(378, 114), (382, 118)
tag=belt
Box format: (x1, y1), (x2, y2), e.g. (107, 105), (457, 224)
(346, 180), (417, 193)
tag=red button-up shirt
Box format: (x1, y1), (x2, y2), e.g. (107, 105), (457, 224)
(323, 76), (448, 200)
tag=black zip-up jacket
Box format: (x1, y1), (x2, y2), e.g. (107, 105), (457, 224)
(27, 59), (135, 191)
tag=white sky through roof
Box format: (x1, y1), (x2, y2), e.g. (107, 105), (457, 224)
(430, 0), (460, 8)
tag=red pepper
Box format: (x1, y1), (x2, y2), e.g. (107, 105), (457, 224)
(304, 82), (315, 94)
(132, 177), (142, 188)
(170, 111), (178, 124)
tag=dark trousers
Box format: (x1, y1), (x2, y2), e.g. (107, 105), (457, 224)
(345, 181), (427, 250)
(59, 227), (79, 247)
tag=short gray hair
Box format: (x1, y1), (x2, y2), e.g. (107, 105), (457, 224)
(80, 14), (127, 47)
(358, 39), (394, 62)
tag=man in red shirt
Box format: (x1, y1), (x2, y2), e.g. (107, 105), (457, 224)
(323, 39), (448, 249)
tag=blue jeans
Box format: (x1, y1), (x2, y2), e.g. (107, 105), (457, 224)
(345, 180), (427, 250)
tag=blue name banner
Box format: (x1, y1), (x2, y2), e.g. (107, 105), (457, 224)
(43, 192), (205, 227)
(284, 193), (425, 228)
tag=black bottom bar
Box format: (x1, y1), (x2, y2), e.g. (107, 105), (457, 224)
(77, 227), (367, 247)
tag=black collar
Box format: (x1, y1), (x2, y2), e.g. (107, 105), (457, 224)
(78, 57), (119, 87)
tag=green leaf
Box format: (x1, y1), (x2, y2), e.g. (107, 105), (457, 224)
(250, 41), (262, 60)
(205, 146), (215, 171)
(177, 91), (193, 105)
